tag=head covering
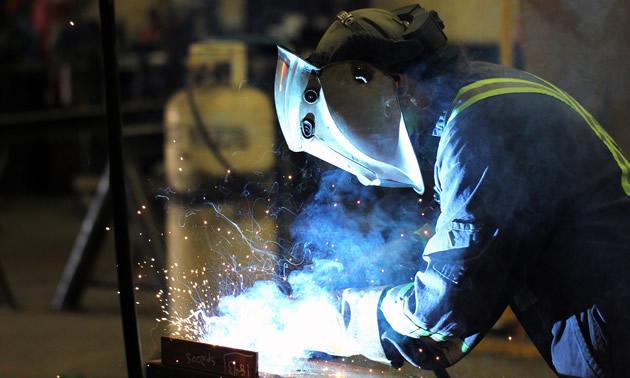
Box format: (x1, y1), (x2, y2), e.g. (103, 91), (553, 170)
(310, 5), (447, 70)
(274, 5), (448, 194)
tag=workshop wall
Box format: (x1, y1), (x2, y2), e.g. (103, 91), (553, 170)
(372, 0), (507, 44)
(520, 0), (630, 152)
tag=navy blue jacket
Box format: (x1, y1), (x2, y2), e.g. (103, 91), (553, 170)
(380, 60), (630, 377)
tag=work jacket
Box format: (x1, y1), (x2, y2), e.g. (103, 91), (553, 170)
(378, 60), (630, 377)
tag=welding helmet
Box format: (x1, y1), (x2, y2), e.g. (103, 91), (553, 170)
(274, 5), (447, 195)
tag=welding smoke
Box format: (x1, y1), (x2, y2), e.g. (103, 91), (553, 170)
(192, 169), (436, 372)
(286, 169), (432, 291)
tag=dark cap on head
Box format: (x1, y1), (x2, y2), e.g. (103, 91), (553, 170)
(309, 4), (447, 70)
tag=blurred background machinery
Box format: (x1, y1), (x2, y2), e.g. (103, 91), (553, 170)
(0, 0), (629, 377)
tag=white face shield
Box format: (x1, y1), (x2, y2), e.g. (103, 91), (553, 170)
(274, 46), (424, 194)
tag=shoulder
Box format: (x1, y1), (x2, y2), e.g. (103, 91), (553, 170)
(442, 63), (586, 145)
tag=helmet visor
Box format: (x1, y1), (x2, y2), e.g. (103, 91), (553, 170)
(274, 46), (424, 194)
(319, 61), (403, 166)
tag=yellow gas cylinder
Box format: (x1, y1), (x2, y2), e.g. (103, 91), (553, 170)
(165, 41), (276, 189)
(163, 40), (278, 339)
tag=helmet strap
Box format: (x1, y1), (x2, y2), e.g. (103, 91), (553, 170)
(336, 11), (369, 34)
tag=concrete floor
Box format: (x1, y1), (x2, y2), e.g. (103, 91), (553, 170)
(0, 195), (555, 377)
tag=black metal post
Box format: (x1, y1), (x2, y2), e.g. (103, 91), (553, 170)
(0, 258), (16, 308)
(434, 368), (451, 378)
(98, 1), (144, 377)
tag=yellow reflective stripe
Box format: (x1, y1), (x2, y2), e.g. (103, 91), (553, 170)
(448, 77), (630, 196)
(454, 78), (552, 103)
(397, 282), (414, 297)
(448, 86), (573, 125)
(532, 76), (630, 195)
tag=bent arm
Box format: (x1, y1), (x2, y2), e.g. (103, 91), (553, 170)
(377, 112), (531, 369)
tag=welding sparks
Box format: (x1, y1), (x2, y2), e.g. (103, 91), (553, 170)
(193, 280), (357, 373)
(158, 257), (354, 372)
(145, 169), (437, 374)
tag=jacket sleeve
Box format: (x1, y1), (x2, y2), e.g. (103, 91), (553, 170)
(379, 110), (529, 370)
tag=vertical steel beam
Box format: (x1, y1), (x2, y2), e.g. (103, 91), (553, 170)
(98, 0), (144, 376)
(500, 0), (517, 67)
(0, 258), (15, 308)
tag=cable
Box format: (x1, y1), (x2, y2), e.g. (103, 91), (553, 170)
(186, 85), (233, 172)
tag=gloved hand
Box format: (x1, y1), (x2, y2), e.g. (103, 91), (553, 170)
(300, 286), (391, 365)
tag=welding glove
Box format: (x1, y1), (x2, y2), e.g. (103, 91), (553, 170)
(304, 286), (390, 365)
(340, 286), (391, 364)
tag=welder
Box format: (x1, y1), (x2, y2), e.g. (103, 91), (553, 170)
(274, 4), (630, 377)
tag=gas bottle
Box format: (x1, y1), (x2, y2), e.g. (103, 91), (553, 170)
(163, 40), (278, 339)
(164, 40), (276, 190)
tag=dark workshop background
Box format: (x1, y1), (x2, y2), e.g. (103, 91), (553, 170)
(0, 0), (628, 377)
